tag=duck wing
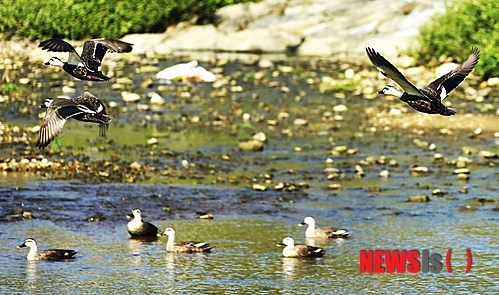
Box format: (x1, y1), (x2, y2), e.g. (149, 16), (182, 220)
(366, 47), (425, 98)
(39, 38), (83, 66)
(182, 241), (213, 252)
(39, 249), (77, 260)
(82, 39), (133, 71)
(425, 47), (480, 101)
(318, 227), (349, 238)
(299, 244), (325, 257)
(36, 99), (96, 149)
(37, 104), (68, 149)
(75, 92), (108, 114)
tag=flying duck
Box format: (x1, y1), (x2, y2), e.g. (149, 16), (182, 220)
(126, 208), (160, 238)
(366, 47), (480, 116)
(17, 238), (77, 261)
(161, 227), (214, 253)
(39, 38), (133, 81)
(299, 216), (349, 239)
(36, 92), (112, 149)
(277, 237), (325, 258)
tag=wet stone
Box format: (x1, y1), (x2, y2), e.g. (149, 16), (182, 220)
(458, 205), (478, 212)
(252, 184), (267, 191)
(456, 173), (470, 180)
(365, 187), (381, 193)
(379, 170), (390, 178)
(408, 195), (431, 202)
(238, 140), (264, 152)
(432, 189), (448, 196)
(453, 168), (470, 174)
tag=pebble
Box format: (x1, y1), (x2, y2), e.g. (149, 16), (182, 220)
(115, 77), (134, 84)
(432, 189), (448, 196)
(149, 92), (165, 105)
(147, 138), (158, 145)
(252, 132), (266, 142)
(479, 150), (498, 159)
(344, 69), (355, 79)
(258, 59), (273, 69)
(62, 86), (76, 94)
(111, 83), (125, 90)
(238, 140), (264, 152)
(379, 170), (390, 178)
(293, 118), (308, 126)
(333, 104), (348, 112)
(458, 205), (477, 212)
(19, 78), (30, 85)
(411, 166), (429, 173)
(332, 146), (347, 154)
(327, 183), (341, 190)
(456, 173), (469, 180)
(487, 77), (499, 86)
(453, 168), (470, 174)
(121, 91), (141, 103)
(252, 184), (267, 191)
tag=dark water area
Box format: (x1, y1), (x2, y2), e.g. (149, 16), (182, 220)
(1, 55), (499, 293)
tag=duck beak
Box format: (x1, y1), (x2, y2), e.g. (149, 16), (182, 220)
(17, 243), (26, 249)
(298, 222), (306, 226)
(276, 243), (285, 247)
(377, 90), (384, 94)
(126, 214), (132, 219)
(44, 62), (50, 65)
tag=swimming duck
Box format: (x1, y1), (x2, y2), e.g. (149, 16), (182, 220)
(277, 237), (325, 258)
(299, 216), (349, 239)
(17, 238), (77, 261)
(39, 38), (133, 81)
(36, 92), (112, 149)
(126, 208), (160, 238)
(366, 47), (480, 116)
(161, 227), (214, 253)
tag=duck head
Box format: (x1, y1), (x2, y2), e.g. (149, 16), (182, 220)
(126, 208), (141, 219)
(299, 216), (315, 226)
(44, 57), (65, 67)
(17, 238), (37, 249)
(40, 98), (54, 108)
(277, 236), (295, 247)
(378, 85), (403, 98)
(161, 227), (176, 237)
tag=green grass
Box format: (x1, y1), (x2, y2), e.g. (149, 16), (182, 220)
(0, 0), (255, 40)
(414, 0), (499, 78)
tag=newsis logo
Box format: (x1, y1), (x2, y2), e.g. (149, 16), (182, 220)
(359, 249), (472, 274)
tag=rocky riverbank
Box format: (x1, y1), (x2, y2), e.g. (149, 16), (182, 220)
(121, 0), (444, 61)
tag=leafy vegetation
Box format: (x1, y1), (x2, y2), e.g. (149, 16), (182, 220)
(1, 83), (19, 94)
(415, 0), (499, 78)
(0, 0), (254, 40)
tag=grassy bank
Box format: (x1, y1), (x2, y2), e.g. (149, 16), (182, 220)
(415, 0), (499, 78)
(0, 0), (254, 40)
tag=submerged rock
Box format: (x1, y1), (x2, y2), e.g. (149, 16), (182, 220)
(408, 195), (430, 202)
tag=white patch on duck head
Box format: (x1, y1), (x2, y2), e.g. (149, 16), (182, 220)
(41, 98), (54, 108)
(378, 85), (403, 98)
(44, 57), (65, 67)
